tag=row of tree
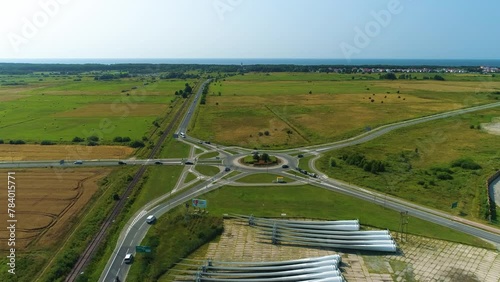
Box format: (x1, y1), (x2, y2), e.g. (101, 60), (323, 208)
(381, 73), (446, 81)
(0, 63), (486, 75)
(174, 83), (193, 98)
(252, 152), (272, 163)
(338, 152), (386, 173)
(200, 82), (209, 104)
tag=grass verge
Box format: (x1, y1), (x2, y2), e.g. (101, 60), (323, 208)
(236, 173), (293, 184)
(195, 165), (221, 177)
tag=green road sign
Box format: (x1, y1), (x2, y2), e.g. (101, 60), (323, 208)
(451, 202), (458, 209)
(136, 245), (152, 253)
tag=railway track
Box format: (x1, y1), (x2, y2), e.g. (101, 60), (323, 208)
(64, 90), (193, 282)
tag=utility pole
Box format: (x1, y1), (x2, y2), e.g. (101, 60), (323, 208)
(399, 211), (409, 242)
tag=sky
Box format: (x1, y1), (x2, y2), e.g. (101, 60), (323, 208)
(0, 0), (499, 60)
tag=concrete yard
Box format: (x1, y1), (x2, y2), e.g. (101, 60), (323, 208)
(182, 219), (500, 282)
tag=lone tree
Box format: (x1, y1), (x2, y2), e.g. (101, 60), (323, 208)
(261, 153), (270, 163)
(184, 83), (193, 94)
(253, 152), (260, 161)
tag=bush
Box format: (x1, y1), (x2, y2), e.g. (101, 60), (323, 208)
(451, 158), (482, 170)
(72, 136), (84, 142)
(122, 136), (131, 142)
(380, 73), (397, 80)
(40, 140), (55, 145)
(0, 139), (4, 144)
(9, 140), (26, 144)
(87, 141), (98, 146)
(433, 75), (445, 81)
(88, 135), (99, 142)
(130, 140), (145, 148)
(330, 158), (337, 167)
(431, 167), (454, 174)
(436, 173), (453, 180)
(113, 136), (123, 142)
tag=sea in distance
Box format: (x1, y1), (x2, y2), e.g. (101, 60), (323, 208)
(1, 58), (499, 67)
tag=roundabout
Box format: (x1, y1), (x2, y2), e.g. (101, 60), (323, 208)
(225, 153), (297, 171)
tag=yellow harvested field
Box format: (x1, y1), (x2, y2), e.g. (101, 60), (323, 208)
(53, 103), (168, 117)
(194, 91), (467, 147)
(0, 168), (111, 249)
(0, 144), (134, 161)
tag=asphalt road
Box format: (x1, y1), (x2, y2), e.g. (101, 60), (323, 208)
(0, 159), (183, 169)
(177, 79), (211, 136)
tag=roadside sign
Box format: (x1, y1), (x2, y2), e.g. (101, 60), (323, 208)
(192, 199), (207, 208)
(451, 202), (458, 209)
(135, 246), (151, 253)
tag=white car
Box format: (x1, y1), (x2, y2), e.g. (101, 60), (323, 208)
(146, 215), (156, 224)
(124, 253), (133, 264)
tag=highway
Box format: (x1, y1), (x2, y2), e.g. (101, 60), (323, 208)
(0, 159), (183, 169)
(177, 79), (211, 136)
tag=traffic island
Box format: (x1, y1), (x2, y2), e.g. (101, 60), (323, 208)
(238, 152), (282, 169)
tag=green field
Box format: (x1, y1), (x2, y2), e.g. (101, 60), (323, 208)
(190, 72), (500, 148)
(196, 165), (221, 176)
(317, 108), (500, 222)
(198, 151), (219, 159)
(158, 138), (191, 158)
(0, 76), (196, 142)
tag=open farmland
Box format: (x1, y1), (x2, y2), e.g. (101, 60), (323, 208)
(0, 75), (196, 142)
(0, 168), (111, 250)
(190, 72), (500, 148)
(0, 144), (133, 161)
(317, 108), (500, 222)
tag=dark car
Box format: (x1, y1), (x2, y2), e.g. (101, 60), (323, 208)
(282, 164), (289, 169)
(224, 167), (231, 172)
(118, 161), (126, 165)
(154, 161), (163, 165)
(297, 154), (304, 158)
(204, 141), (211, 144)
